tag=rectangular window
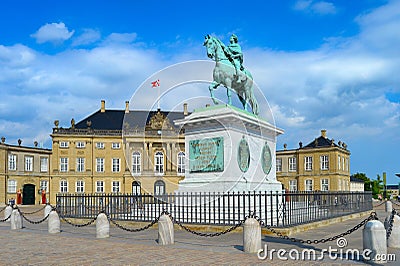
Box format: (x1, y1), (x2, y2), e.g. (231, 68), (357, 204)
(289, 180), (297, 191)
(338, 179), (342, 191)
(320, 155), (329, 170)
(60, 157), (68, 172)
(177, 152), (185, 175)
(338, 155), (341, 170)
(25, 156), (33, 171)
(96, 181), (104, 193)
(76, 141), (85, 148)
(96, 142), (104, 149)
(112, 142), (120, 149)
(305, 179), (313, 191)
(76, 157), (85, 172)
(304, 156), (313, 171)
(276, 158), (282, 172)
(60, 141), (69, 148)
(76, 180), (84, 193)
(155, 151), (164, 175)
(112, 181), (120, 193)
(60, 180), (68, 193)
(8, 154), (17, 170)
(132, 152), (141, 175)
(8, 180), (17, 193)
(321, 179), (329, 191)
(289, 157), (297, 172)
(342, 157), (345, 171)
(112, 158), (120, 172)
(96, 158), (104, 172)
(40, 157), (48, 172)
(40, 180), (48, 193)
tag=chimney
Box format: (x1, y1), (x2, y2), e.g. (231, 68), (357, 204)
(321, 129), (327, 138)
(183, 103), (188, 116)
(101, 100), (106, 113)
(125, 101), (129, 114)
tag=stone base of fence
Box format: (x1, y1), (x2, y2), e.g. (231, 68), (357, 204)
(58, 210), (372, 237)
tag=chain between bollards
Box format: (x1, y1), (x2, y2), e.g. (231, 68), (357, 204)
(256, 211), (378, 244)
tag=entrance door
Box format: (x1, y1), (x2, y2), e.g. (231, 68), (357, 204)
(22, 184), (36, 205)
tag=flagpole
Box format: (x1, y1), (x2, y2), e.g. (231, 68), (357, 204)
(151, 79), (161, 110)
(158, 84), (160, 110)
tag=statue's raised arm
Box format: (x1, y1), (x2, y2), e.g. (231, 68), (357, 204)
(203, 34), (259, 115)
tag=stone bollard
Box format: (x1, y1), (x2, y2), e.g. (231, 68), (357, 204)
(158, 214), (174, 245)
(96, 213), (109, 238)
(4, 205), (12, 222)
(44, 204), (52, 220)
(10, 209), (23, 230)
(384, 214), (400, 248)
(243, 217), (261, 253)
(48, 210), (60, 234)
(385, 201), (392, 213)
(363, 220), (387, 263)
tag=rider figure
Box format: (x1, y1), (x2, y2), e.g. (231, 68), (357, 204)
(227, 34), (243, 82)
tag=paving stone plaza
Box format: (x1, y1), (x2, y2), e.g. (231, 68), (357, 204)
(0, 203), (399, 265)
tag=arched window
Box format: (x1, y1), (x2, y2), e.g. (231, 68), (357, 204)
(154, 151), (164, 175)
(132, 151), (141, 175)
(132, 181), (141, 195)
(177, 151), (185, 175)
(154, 180), (165, 195)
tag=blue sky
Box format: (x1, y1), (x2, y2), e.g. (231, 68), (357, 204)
(1, 0), (399, 184)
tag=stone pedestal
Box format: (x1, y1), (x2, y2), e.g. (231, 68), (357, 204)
(363, 220), (387, 263)
(96, 213), (109, 238)
(48, 211), (60, 234)
(384, 214), (400, 248)
(243, 217), (261, 253)
(175, 105), (284, 193)
(11, 209), (22, 230)
(158, 214), (174, 245)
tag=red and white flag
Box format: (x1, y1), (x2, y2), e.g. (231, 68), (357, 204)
(151, 79), (160, 88)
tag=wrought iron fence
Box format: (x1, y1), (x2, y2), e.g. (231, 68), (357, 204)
(56, 191), (372, 227)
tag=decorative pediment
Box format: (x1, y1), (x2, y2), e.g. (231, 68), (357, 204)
(146, 110), (174, 131)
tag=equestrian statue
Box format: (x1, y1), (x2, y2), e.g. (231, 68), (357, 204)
(203, 34), (259, 115)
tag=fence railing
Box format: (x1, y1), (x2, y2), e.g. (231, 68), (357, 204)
(56, 191), (372, 227)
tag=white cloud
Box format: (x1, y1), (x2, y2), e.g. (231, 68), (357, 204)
(31, 22), (74, 44)
(104, 33), (137, 44)
(294, 0), (337, 15)
(72, 29), (101, 46)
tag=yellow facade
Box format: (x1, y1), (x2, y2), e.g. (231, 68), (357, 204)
(49, 101), (186, 204)
(0, 138), (51, 205)
(277, 130), (351, 191)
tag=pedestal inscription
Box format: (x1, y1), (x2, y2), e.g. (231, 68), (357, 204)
(189, 137), (223, 173)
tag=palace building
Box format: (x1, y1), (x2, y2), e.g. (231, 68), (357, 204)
(276, 130), (351, 191)
(49, 100), (187, 204)
(0, 137), (51, 205)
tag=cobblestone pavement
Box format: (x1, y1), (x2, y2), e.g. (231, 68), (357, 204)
(0, 203), (398, 265)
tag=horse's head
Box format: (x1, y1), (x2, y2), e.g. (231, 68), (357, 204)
(203, 34), (216, 59)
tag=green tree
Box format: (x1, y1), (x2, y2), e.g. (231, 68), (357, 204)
(371, 174), (384, 199)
